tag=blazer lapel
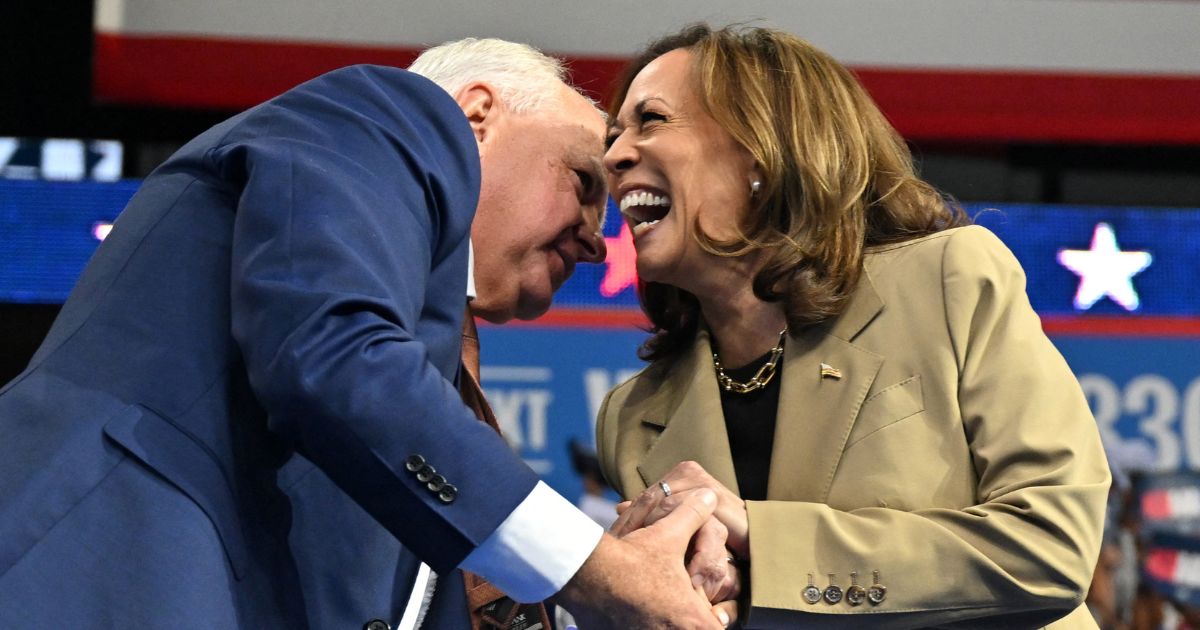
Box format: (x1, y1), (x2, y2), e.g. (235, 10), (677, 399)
(636, 329), (740, 494)
(766, 271), (886, 502)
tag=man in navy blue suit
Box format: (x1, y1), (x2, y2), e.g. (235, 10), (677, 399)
(0, 38), (724, 629)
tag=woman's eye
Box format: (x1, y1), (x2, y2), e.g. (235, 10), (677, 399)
(640, 111), (666, 124)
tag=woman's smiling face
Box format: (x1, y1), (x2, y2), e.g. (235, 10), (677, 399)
(603, 48), (758, 291)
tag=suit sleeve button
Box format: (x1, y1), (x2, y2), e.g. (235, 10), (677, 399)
(363, 619), (390, 630)
(404, 455), (426, 472)
(426, 474), (447, 492)
(416, 465), (437, 483)
(437, 485), (458, 503)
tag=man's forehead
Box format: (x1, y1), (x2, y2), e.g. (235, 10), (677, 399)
(557, 87), (607, 136)
(531, 111), (605, 167)
(559, 121), (605, 157)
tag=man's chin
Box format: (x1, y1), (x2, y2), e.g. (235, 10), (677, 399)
(469, 297), (551, 324)
(514, 296), (553, 322)
(471, 284), (553, 323)
(516, 302), (552, 319)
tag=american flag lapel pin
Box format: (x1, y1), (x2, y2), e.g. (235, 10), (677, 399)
(819, 363), (842, 379)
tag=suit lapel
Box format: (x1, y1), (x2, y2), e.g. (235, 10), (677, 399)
(636, 329), (740, 495)
(766, 271), (885, 501)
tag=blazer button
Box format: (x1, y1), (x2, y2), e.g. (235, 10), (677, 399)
(404, 454), (426, 472)
(426, 474), (447, 492)
(363, 619), (390, 630)
(438, 484), (458, 503)
(417, 465), (437, 483)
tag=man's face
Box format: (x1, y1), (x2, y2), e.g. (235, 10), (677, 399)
(471, 84), (608, 323)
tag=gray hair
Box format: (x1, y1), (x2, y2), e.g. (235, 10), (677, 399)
(408, 38), (570, 114)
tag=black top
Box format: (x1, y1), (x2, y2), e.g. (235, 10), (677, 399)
(718, 349), (783, 502)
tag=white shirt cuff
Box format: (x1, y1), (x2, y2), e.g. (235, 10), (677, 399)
(459, 480), (604, 602)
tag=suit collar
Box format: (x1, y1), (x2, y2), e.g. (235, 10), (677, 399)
(828, 270), (884, 342)
(636, 328), (740, 494)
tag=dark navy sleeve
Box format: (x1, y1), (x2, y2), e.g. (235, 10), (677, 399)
(217, 66), (540, 573)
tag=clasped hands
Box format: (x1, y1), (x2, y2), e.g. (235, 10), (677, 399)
(612, 461), (748, 627)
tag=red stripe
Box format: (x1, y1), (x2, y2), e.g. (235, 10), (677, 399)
(1145, 548), (1180, 582)
(487, 309), (1200, 336)
(1142, 489), (1173, 521)
(94, 33), (1200, 143)
(1041, 316), (1200, 337)
(480, 308), (649, 330)
(93, 33), (423, 110)
(854, 67), (1200, 144)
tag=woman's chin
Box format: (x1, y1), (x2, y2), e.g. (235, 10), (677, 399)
(635, 257), (679, 288)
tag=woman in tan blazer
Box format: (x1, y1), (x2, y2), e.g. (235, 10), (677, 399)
(597, 25), (1110, 629)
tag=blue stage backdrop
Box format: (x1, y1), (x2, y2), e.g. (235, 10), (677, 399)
(2, 178), (1198, 504)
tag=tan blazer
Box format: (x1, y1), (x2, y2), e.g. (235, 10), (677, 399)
(597, 226), (1110, 629)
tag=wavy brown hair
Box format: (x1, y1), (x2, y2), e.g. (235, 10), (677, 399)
(611, 25), (970, 361)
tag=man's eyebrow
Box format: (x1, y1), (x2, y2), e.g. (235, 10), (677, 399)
(588, 154), (609, 225)
(571, 137), (607, 221)
(587, 154), (606, 196)
(567, 129), (606, 196)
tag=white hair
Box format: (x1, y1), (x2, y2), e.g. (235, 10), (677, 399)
(408, 38), (572, 114)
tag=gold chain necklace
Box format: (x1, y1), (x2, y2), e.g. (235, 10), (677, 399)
(712, 327), (788, 394)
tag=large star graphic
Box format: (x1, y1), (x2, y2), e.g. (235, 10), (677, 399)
(600, 223), (638, 297)
(1057, 222), (1152, 311)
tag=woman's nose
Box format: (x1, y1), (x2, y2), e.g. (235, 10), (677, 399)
(603, 132), (637, 174)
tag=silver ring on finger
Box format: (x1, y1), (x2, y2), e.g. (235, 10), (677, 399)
(659, 480), (672, 497)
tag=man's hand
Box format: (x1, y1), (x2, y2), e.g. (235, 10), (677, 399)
(553, 488), (727, 629)
(611, 461), (749, 619)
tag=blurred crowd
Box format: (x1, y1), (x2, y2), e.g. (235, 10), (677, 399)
(1088, 443), (1200, 629)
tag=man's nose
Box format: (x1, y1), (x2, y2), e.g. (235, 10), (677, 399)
(576, 220), (607, 264)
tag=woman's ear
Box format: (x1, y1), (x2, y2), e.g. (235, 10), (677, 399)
(455, 82), (499, 145)
(749, 164), (767, 197)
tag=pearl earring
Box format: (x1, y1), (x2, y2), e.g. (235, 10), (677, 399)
(750, 180), (762, 196)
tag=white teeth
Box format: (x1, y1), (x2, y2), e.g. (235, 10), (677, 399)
(619, 190), (672, 212)
(632, 219), (660, 238)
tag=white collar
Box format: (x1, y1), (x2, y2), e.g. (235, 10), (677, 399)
(466, 239), (476, 301)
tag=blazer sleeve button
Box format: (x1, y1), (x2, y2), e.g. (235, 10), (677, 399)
(404, 454), (426, 472)
(437, 485), (458, 503)
(416, 465), (437, 483)
(426, 474), (447, 492)
(363, 619), (391, 630)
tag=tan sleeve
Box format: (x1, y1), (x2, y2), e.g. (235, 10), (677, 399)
(743, 227), (1111, 629)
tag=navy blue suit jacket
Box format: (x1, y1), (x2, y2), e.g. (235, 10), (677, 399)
(0, 65), (539, 628)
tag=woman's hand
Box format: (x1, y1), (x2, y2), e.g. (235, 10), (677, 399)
(613, 461), (749, 557)
(610, 461), (749, 609)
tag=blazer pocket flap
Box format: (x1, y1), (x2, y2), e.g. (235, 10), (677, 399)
(103, 404), (247, 578)
(846, 375), (924, 449)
